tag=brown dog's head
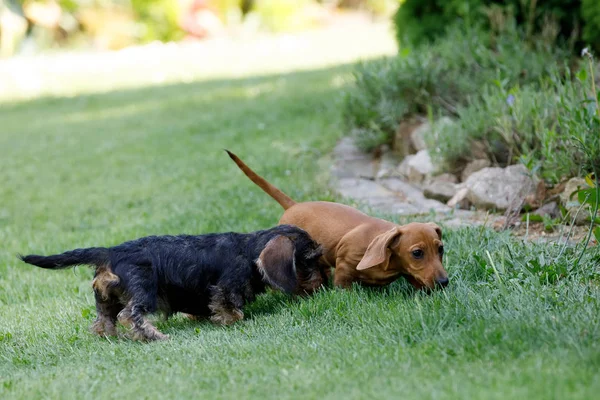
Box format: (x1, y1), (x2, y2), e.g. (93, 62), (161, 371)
(356, 222), (447, 290)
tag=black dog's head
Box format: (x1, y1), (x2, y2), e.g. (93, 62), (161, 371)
(256, 225), (324, 295)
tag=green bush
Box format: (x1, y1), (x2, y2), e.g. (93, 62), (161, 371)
(582, 0), (600, 51)
(392, 0), (482, 46)
(393, 0), (593, 52)
(343, 17), (600, 183)
(343, 25), (566, 151)
(427, 71), (599, 183)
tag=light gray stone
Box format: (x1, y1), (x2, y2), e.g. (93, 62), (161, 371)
(447, 187), (470, 209)
(533, 201), (560, 219)
(337, 178), (393, 201)
(376, 151), (402, 179)
(463, 164), (537, 211)
(424, 179), (458, 203)
(432, 173), (458, 184)
(397, 149), (434, 184)
(330, 137), (376, 179)
(461, 159), (491, 182)
(379, 178), (450, 212)
(559, 177), (592, 225)
(408, 117), (454, 153)
(379, 178), (423, 199)
(410, 122), (429, 152)
(336, 178), (421, 215)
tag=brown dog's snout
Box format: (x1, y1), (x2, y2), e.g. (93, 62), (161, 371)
(435, 276), (449, 288)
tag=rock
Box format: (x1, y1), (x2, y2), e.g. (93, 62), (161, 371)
(559, 177), (592, 225)
(379, 178), (450, 212)
(337, 178), (396, 203)
(408, 117), (454, 153)
(463, 164), (538, 211)
(336, 178), (423, 215)
(424, 179), (458, 203)
(397, 154), (414, 178)
(470, 140), (489, 161)
(524, 180), (547, 209)
(397, 149), (434, 184)
(330, 137), (376, 180)
(376, 150), (402, 179)
(461, 159), (491, 182)
(533, 201), (560, 219)
(433, 173), (459, 184)
(379, 177), (423, 199)
(410, 122), (429, 152)
(393, 118), (422, 156)
(447, 187), (470, 209)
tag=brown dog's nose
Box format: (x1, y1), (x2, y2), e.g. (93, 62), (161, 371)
(436, 277), (449, 288)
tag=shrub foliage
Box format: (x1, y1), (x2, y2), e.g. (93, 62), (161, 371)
(344, 19), (599, 183)
(394, 0), (599, 54)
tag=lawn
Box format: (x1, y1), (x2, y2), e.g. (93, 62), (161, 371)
(1, 59), (600, 399)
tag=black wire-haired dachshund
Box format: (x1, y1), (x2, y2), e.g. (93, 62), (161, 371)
(19, 225), (324, 341)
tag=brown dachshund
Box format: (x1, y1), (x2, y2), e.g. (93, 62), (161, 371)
(226, 151), (449, 290)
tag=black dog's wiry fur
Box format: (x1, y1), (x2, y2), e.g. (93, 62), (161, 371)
(20, 225), (323, 341)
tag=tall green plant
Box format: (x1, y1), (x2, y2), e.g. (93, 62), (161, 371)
(569, 48), (600, 253)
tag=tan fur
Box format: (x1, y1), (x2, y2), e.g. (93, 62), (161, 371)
(208, 300), (244, 325)
(92, 265), (120, 301)
(90, 314), (117, 337)
(117, 304), (169, 341)
(227, 151), (448, 289)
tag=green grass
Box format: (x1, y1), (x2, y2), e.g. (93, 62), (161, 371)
(1, 64), (599, 400)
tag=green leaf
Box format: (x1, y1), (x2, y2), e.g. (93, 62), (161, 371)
(577, 188), (598, 206)
(594, 226), (600, 243)
(585, 173), (597, 188)
(522, 214), (543, 222)
(81, 308), (91, 319)
(577, 67), (588, 82)
(0, 332), (12, 341)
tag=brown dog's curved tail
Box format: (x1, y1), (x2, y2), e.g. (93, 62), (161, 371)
(225, 150), (296, 210)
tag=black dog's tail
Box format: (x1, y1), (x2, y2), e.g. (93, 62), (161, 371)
(19, 247), (109, 270)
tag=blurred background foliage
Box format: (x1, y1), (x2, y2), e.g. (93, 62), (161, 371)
(0, 0), (398, 56)
(394, 0), (600, 54)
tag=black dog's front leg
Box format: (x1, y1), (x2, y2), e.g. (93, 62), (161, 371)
(117, 303), (169, 341)
(208, 285), (245, 326)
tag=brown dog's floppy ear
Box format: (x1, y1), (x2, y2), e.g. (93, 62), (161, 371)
(427, 222), (442, 239)
(356, 227), (402, 271)
(256, 235), (297, 294)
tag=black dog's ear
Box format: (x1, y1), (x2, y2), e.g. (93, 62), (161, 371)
(304, 243), (323, 261)
(256, 235), (297, 294)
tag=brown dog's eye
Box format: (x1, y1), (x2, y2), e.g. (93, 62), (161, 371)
(411, 249), (424, 259)
(438, 246), (444, 256)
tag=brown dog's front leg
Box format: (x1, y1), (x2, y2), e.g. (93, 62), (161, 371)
(333, 260), (357, 289)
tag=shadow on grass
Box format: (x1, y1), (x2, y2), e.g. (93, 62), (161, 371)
(157, 279), (421, 336)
